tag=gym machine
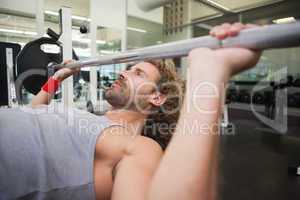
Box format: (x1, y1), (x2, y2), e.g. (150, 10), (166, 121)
(0, 42), (21, 107)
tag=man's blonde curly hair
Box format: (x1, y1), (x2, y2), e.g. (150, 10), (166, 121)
(142, 59), (185, 150)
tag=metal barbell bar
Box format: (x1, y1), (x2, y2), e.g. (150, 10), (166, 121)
(53, 21), (300, 70)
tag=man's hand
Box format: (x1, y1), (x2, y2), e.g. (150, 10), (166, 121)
(52, 60), (80, 82)
(211, 23), (262, 75)
(31, 60), (79, 107)
(188, 23), (262, 81)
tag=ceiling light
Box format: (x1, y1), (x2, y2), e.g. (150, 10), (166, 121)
(205, 0), (230, 11)
(24, 31), (38, 35)
(71, 15), (91, 22)
(45, 10), (147, 33)
(273, 17), (296, 24)
(127, 27), (147, 33)
(96, 40), (106, 44)
(72, 38), (90, 43)
(0, 28), (23, 34)
(196, 23), (213, 30)
(100, 50), (115, 54)
(45, 10), (91, 21)
(72, 38), (106, 44)
(45, 10), (59, 16)
(0, 28), (37, 36)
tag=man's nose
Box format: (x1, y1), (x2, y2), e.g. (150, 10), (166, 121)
(119, 71), (127, 80)
(119, 70), (130, 81)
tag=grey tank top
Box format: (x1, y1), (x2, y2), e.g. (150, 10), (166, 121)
(0, 104), (117, 200)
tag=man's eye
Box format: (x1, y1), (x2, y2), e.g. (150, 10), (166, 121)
(136, 71), (141, 76)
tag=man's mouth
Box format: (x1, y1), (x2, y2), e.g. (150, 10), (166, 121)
(112, 80), (123, 88)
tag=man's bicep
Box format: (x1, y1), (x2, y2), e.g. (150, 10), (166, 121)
(111, 142), (162, 200)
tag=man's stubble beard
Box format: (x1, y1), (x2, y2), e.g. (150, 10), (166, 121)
(104, 86), (150, 113)
(104, 87), (131, 109)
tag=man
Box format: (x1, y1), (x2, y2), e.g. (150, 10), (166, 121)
(0, 23), (261, 200)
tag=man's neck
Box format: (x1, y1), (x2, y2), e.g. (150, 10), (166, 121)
(105, 108), (148, 136)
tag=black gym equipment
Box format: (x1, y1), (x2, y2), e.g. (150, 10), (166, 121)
(81, 70), (90, 82)
(252, 92), (265, 105)
(0, 42), (21, 106)
(288, 93), (300, 108)
(239, 90), (251, 103)
(294, 78), (300, 87)
(80, 24), (89, 34)
(15, 37), (62, 94)
(226, 88), (239, 102)
(15, 28), (79, 95)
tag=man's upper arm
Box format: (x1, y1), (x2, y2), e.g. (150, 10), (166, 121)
(111, 137), (163, 200)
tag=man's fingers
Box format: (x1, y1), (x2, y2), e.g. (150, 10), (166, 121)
(217, 23), (231, 39)
(211, 23), (241, 39)
(74, 67), (81, 74)
(70, 67), (81, 76)
(62, 59), (74, 65)
(67, 67), (80, 74)
(211, 22), (259, 39)
(245, 23), (259, 28)
(228, 22), (245, 36)
(209, 25), (220, 36)
(210, 23), (231, 40)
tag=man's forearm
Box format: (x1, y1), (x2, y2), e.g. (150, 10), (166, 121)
(31, 90), (55, 107)
(147, 71), (227, 200)
(31, 74), (63, 107)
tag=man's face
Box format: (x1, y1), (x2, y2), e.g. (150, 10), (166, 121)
(104, 62), (161, 111)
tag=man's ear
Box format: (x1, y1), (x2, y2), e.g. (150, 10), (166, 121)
(149, 92), (167, 107)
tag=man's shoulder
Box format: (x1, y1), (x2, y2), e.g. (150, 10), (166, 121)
(119, 135), (163, 173)
(95, 126), (132, 159)
(95, 126), (163, 160)
(127, 135), (163, 156)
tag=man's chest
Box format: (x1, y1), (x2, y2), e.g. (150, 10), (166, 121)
(93, 136), (125, 200)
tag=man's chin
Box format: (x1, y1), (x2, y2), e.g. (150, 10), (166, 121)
(104, 92), (128, 109)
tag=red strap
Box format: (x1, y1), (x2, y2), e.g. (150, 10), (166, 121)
(42, 77), (60, 94)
